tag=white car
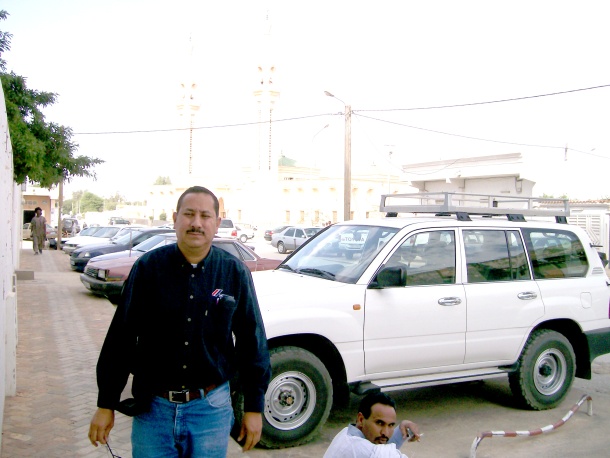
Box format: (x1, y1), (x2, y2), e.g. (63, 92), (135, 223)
(240, 192), (610, 449)
(235, 225), (255, 243)
(62, 226), (124, 254)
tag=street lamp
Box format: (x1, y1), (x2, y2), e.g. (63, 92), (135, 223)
(325, 91), (352, 221)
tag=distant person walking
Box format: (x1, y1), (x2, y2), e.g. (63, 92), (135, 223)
(30, 207), (47, 255)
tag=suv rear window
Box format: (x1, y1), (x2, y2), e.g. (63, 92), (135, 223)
(219, 219), (234, 228)
(523, 228), (589, 279)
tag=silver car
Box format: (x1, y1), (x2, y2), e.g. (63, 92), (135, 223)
(270, 226), (321, 254)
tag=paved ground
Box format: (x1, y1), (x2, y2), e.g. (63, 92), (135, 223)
(3, 243), (610, 457)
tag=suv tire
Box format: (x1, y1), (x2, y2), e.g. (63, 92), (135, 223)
(259, 346), (333, 448)
(240, 234), (248, 243)
(509, 329), (575, 410)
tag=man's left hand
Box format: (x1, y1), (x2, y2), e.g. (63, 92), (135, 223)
(237, 412), (263, 451)
(399, 420), (422, 442)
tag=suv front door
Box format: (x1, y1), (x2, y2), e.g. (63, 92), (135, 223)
(364, 229), (467, 374)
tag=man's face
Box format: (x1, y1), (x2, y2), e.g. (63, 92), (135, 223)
(173, 192), (220, 254)
(356, 403), (397, 444)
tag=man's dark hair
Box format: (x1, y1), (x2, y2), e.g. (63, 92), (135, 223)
(34, 207), (42, 212)
(176, 186), (219, 216)
(359, 392), (396, 419)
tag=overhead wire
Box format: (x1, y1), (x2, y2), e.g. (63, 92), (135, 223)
(71, 84), (610, 159)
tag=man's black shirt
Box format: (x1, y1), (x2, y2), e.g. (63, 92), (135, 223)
(96, 243), (271, 413)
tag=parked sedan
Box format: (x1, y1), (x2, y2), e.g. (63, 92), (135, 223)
(80, 235), (281, 303)
(264, 225), (288, 241)
(63, 226), (135, 254)
(49, 226), (101, 250)
(271, 226), (322, 254)
(69, 228), (175, 272)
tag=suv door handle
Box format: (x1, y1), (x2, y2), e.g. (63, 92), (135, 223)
(517, 291), (538, 300)
(438, 297), (462, 306)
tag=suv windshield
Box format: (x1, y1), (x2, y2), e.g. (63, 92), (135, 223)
(279, 224), (399, 284)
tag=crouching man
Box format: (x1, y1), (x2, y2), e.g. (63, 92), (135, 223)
(324, 392), (421, 458)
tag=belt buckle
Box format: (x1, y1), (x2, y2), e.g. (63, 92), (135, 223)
(168, 390), (189, 404)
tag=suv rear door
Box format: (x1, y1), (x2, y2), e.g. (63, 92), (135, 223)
(461, 228), (544, 364)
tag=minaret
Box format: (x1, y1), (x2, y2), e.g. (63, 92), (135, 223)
(253, 10), (280, 177)
(176, 36), (200, 175)
(246, 8), (280, 228)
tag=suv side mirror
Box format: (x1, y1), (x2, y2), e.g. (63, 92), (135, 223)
(369, 266), (407, 288)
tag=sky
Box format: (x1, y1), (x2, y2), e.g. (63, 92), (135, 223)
(3, 0), (610, 201)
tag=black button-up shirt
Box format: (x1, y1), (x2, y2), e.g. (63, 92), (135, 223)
(96, 243), (271, 413)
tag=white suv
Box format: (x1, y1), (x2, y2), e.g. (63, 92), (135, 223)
(216, 218), (237, 239)
(238, 193), (610, 449)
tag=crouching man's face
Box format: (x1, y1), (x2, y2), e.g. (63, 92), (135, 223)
(356, 402), (397, 444)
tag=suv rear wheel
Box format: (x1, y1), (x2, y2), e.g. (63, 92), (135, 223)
(509, 329), (575, 410)
(258, 346), (332, 448)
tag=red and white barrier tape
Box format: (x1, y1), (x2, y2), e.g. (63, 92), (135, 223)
(470, 394), (593, 458)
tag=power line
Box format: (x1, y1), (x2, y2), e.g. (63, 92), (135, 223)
(74, 113), (335, 135)
(354, 112), (609, 159)
(355, 84), (610, 113)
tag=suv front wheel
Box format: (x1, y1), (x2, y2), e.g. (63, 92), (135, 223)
(259, 346), (333, 448)
(509, 329), (575, 410)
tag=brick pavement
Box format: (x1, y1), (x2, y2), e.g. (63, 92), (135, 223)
(2, 246), (133, 457)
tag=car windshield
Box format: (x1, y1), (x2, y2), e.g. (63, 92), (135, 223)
(92, 227), (122, 238)
(279, 224), (399, 284)
(79, 227), (102, 236)
(134, 234), (177, 252)
(112, 230), (146, 245)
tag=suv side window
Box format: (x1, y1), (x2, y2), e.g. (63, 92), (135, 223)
(522, 228), (589, 279)
(464, 230), (529, 283)
(386, 230), (456, 285)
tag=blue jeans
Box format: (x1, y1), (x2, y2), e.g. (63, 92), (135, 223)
(132, 382), (234, 458)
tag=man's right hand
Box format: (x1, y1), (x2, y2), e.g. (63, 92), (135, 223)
(88, 408), (115, 446)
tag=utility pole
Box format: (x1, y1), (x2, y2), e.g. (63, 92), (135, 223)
(325, 91), (352, 221)
(344, 104), (352, 221)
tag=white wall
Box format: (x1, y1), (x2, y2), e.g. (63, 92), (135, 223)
(1, 84), (20, 450)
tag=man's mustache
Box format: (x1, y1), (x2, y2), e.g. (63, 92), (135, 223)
(187, 229), (205, 234)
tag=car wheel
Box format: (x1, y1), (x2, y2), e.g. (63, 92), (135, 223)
(240, 234), (248, 243)
(509, 329), (575, 410)
(254, 346), (332, 448)
(277, 241), (286, 254)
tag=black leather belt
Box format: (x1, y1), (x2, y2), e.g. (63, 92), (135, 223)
(159, 384), (217, 404)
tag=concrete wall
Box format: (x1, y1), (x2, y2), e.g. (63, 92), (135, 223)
(1, 83), (19, 450)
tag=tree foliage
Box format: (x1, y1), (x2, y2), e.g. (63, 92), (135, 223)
(1, 10), (103, 188)
(80, 191), (104, 213)
(154, 176), (172, 185)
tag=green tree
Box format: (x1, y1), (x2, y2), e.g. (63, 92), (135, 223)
(80, 191), (104, 212)
(159, 212), (167, 221)
(154, 176), (172, 185)
(103, 192), (125, 211)
(1, 10), (103, 188)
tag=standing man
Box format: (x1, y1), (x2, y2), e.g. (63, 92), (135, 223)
(324, 392), (421, 458)
(88, 186), (271, 457)
(30, 207), (46, 255)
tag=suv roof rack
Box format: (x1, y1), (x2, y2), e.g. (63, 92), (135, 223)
(380, 192), (570, 223)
